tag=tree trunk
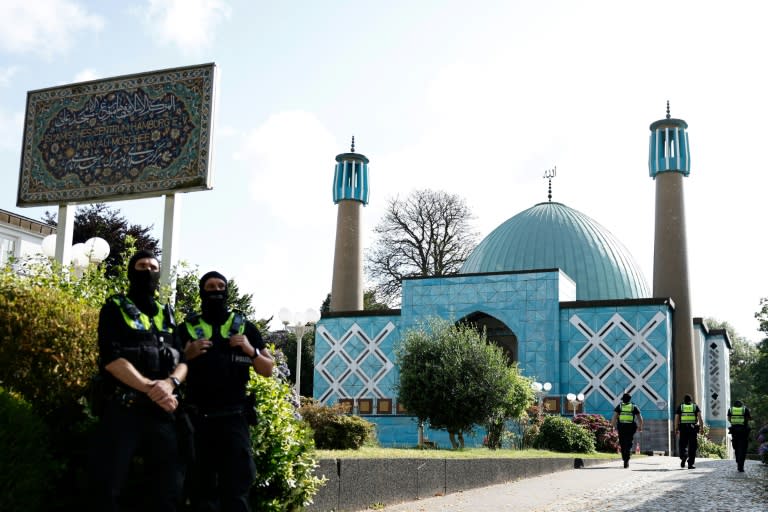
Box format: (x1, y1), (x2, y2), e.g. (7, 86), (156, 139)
(448, 429), (458, 449)
(458, 430), (465, 449)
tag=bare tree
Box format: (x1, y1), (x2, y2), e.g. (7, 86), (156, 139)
(366, 189), (478, 305)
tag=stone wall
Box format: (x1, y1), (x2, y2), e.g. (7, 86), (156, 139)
(307, 457), (613, 512)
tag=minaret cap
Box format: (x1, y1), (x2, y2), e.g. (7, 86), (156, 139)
(650, 100), (688, 131)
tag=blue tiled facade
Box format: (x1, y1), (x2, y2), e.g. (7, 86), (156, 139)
(313, 269), (704, 451)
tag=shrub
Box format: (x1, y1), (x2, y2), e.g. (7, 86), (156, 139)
(534, 415), (596, 453)
(0, 277), (99, 418)
(573, 414), (619, 453)
(247, 369), (326, 512)
(518, 405), (543, 449)
(299, 398), (376, 450)
(696, 425), (726, 459)
(0, 386), (59, 512)
(757, 424), (768, 464)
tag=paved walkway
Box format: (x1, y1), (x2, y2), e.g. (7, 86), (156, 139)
(376, 457), (767, 511)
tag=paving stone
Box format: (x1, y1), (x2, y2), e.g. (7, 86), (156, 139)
(377, 457), (768, 512)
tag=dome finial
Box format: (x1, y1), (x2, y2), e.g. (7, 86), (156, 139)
(351, 135), (355, 153)
(666, 100), (671, 119)
(543, 166), (556, 202)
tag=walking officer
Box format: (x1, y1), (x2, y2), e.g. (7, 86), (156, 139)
(727, 399), (752, 472)
(89, 249), (188, 511)
(611, 393), (643, 468)
(180, 271), (274, 512)
(674, 394), (703, 469)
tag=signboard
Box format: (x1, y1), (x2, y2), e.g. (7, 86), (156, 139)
(17, 63), (216, 207)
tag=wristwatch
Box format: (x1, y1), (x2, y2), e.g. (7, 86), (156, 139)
(251, 348), (261, 360)
(169, 376), (181, 389)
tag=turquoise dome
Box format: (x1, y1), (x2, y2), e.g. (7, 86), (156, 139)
(460, 202), (649, 300)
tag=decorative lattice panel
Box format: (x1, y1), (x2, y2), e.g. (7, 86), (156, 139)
(569, 311), (667, 407)
(315, 322), (396, 403)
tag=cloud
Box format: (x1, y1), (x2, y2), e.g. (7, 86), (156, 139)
(0, 66), (19, 87)
(141, 0), (231, 53)
(0, 0), (104, 57)
(0, 107), (24, 151)
(73, 68), (100, 83)
(234, 110), (338, 225)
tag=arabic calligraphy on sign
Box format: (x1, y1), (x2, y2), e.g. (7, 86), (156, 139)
(36, 88), (194, 185)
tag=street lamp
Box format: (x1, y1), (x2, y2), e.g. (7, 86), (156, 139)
(531, 381), (552, 410)
(566, 392), (585, 416)
(279, 307), (320, 396)
(42, 235), (110, 276)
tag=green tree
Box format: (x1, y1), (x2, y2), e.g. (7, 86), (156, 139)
(396, 318), (532, 449)
(43, 204), (160, 276)
(704, 318), (757, 406)
(173, 263), (258, 322)
(366, 189), (478, 305)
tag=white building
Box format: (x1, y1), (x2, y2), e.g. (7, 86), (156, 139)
(0, 208), (55, 266)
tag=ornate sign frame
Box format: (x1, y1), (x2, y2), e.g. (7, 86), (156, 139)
(17, 63), (216, 207)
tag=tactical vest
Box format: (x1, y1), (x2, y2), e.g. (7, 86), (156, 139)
(619, 403), (635, 423)
(184, 311), (251, 366)
(680, 403), (697, 424)
(112, 295), (178, 379)
(730, 406), (745, 425)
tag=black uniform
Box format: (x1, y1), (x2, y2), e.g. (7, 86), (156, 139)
(614, 401), (641, 467)
(675, 399), (701, 469)
(728, 402), (752, 472)
(180, 273), (266, 512)
(89, 294), (184, 511)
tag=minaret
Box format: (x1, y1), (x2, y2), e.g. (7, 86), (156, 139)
(648, 102), (699, 407)
(330, 137), (369, 311)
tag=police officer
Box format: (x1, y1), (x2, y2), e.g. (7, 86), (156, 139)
(180, 271), (274, 512)
(610, 393), (643, 468)
(674, 394), (703, 469)
(727, 399), (752, 472)
(89, 249), (187, 512)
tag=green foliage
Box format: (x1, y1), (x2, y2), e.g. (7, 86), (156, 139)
(749, 337), (768, 432)
(706, 316), (766, 450)
(0, 387), (59, 512)
(534, 415), (596, 453)
(173, 262), (258, 323)
(696, 425), (726, 459)
(0, 268), (99, 417)
(269, 327), (316, 398)
(299, 399), (375, 450)
(43, 203), (160, 277)
(247, 369), (326, 511)
(572, 414), (619, 453)
(396, 318), (533, 449)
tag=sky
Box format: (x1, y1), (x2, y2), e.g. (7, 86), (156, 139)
(1, 0), (766, 342)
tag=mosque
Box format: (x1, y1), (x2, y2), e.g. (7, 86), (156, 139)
(313, 107), (731, 453)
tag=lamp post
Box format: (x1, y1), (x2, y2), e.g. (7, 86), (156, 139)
(279, 307), (320, 396)
(42, 235), (110, 276)
(531, 381), (552, 411)
(566, 392), (585, 417)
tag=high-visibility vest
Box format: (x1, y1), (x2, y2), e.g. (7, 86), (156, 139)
(730, 406), (745, 425)
(184, 311), (245, 340)
(619, 403), (635, 423)
(680, 403), (697, 423)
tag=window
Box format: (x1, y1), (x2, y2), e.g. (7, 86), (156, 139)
(0, 235), (16, 266)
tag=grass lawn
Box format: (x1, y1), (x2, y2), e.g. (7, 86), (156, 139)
(315, 446), (623, 460)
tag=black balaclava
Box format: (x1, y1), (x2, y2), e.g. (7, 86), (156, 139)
(199, 271), (229, 324)
(127, 249), (160, 315)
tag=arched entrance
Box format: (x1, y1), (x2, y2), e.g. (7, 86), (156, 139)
(459, 312), (518, 363)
